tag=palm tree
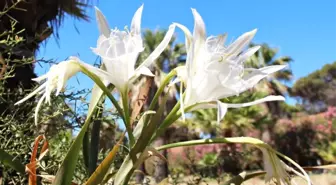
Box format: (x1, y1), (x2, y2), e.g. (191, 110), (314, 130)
(246, 43), (293, 143)
(0, 0), (89, 98)
(247, 43), (293, 118)
(0, 1), (90, 183)
(133, 29), (185, 183)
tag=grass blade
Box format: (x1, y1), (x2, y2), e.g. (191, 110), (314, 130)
(85, 132), (125, 185)
(53, 65), (115, 185)
(0, 148), (25, 174)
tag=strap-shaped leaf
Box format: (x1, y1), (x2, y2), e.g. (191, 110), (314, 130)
(0, 148), (25, 174)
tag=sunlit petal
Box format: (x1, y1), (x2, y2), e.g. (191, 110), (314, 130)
(94, 7), (111, 37)
(131, 5), (144, 35)
(138, 24), (176, 68)
(226, 29), (257, 56)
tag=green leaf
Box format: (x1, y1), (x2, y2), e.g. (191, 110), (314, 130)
(52, 65), (118, 185)
(113, 155), (132, 185)
(156, 137), (311, 184)
(89, 107), (103, 175)
(85, 132), (125, 185)
(133, 110), (156, 140)
(83, 63), (107, 173)
(114, 96), (169, 185)
(0, 148), (25, 174)
(83, 131), (90, 171)
(221, 171), (265, 185)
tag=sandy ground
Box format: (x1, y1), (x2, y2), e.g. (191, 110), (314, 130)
(142, 173), (336, 185)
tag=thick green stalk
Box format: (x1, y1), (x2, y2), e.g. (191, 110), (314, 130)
(79, 65), (125, 123)
(147, 70), (176, 111)
(121, 90), (135, 147)
(142, 70), (177, 128)
(150, 101), (181, 142)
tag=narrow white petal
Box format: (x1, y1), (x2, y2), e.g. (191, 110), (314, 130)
(131, 4), (144, 35)
(137, 67), (154, 77)
(191, 8), (206, 42)
(138, 24), (176, 68)
(174, 66), (187, 83)
(256, 65), (287, 74)
(238, 45), (260, 63)
(174, 22), (193, 49)
(226, 29), (257, 56)
(225, 95), (285, 108)
(55, 70), (66, 96)
(95, 7), (111, 37)
(15, 83), (47, 105)
(217, 100), (228, 124)
(186, 102), (217, 112)
(32, 74), (48, 82)
(244, 65), (287, 88)
(191, 8), (206, 75)
(35, 94), (46, 125)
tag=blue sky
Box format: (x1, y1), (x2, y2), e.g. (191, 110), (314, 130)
(36, 0), (336, 104)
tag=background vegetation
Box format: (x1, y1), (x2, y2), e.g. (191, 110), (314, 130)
(0, 1), (335, 184)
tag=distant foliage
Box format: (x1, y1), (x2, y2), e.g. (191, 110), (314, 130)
(291, 62), (336, 113)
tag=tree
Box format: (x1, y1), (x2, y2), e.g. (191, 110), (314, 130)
(291, 61), (336, 113)
(247, 43), (293, 118)
(0, 1), (91, 183)
(243, 43), (295, 146)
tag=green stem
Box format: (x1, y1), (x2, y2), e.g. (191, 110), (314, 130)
(148, 70), (176, 111)
(150, 101), (181, 143)
(121, 91), (135, 147)
(142, 70), (177, 128)
(156, 137), (266, 151)
(79, 65), (125, 123)
(120, 70), (178, 185)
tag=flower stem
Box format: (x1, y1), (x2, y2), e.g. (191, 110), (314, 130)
(148, 70), (176, 111)
(121, 90), (135, 147)
(79, 65), (125, 122)
(150, 101), (181, 143)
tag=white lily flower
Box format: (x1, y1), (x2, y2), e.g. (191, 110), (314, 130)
(92, 5), (176, 94)
(261, 148), (292, 185)
(174, 9), (287, 122)
(15, 58), (82, 125)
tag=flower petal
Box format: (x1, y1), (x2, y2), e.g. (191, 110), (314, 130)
(238, 45), (260, 63)
(55, 69), (66, 96)
(94, 7), (111, 37)
(191, 8), (206, 44)
(35, 94), (46, 125)
(137, 67), (154, 77)
(243, 65), (287, 89)
(137, 24), (176, 68)
(190, 9), (207, 75)
(131, 5), (144, 35)
(217, 100), (228, 124)
(14, 83), (47, 105)
(174, 66), (187, 84)
(32, 74), (48, 82)
(173, 23), (192, 49)
(226, 29), (257, 56)
(225, 95), (285, 109)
